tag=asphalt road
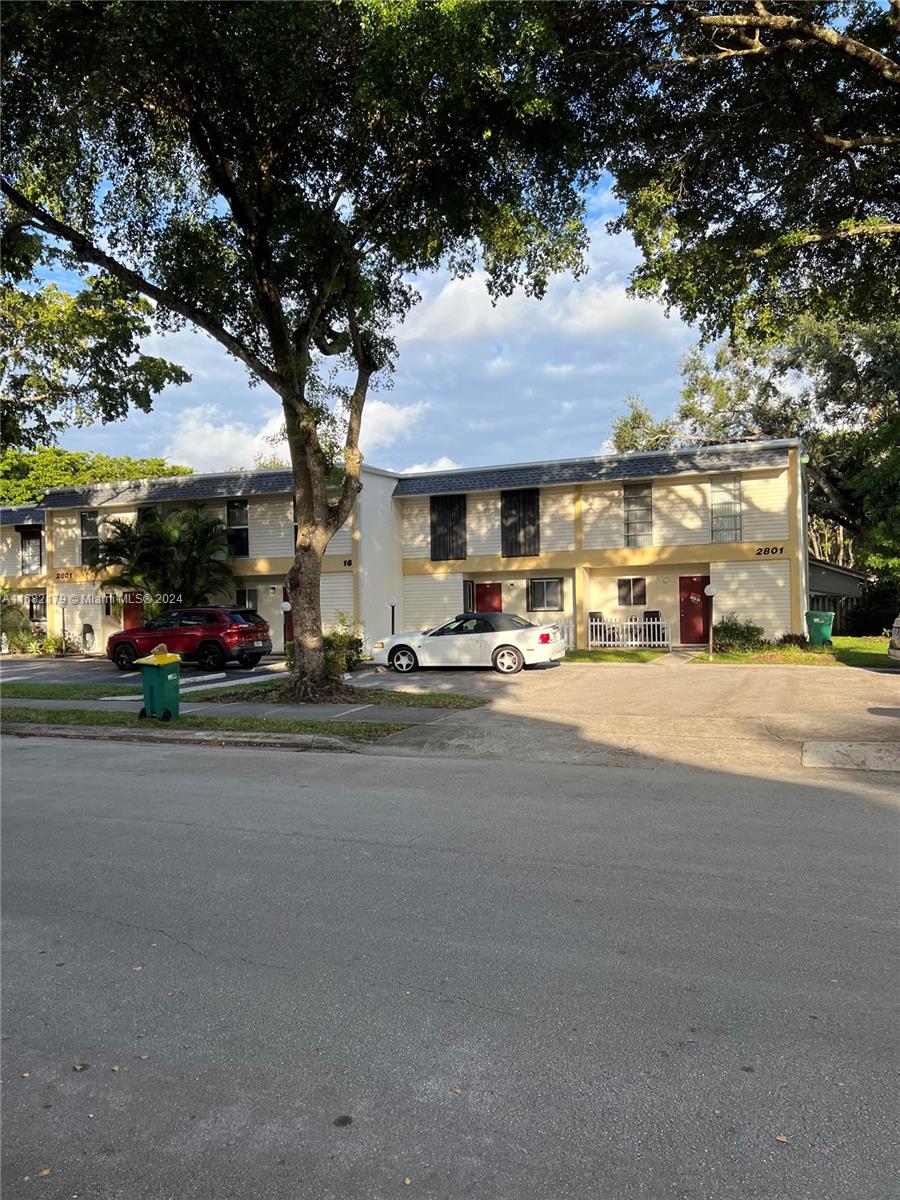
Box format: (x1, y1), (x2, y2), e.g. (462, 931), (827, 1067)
(2, 738), (897, 1199)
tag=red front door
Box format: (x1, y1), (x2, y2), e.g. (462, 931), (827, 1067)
(475, 582), (502, 612)
(679, 575), (710, 644)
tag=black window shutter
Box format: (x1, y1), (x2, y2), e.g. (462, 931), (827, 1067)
(501, 489), (540, 557)
(431, 494), (466, 561)
(618, 578), (631, 606)
(634, 578), (647, 606)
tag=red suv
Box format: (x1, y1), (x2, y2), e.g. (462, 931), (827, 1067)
(106, 606), (272, 672)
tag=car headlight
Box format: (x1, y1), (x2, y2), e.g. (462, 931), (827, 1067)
(373, 640), (385, 649)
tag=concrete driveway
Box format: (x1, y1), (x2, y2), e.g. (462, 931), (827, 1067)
(353, 660), (900, 775)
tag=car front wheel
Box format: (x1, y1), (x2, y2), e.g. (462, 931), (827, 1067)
(113, 644), (138, 671)
(492, 645), (524, 674)
(390, 646), (418, 673)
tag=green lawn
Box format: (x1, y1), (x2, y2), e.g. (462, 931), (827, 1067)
(0, 706), (408, 742)
(563, 648), (664, 664)
(1, 682), (141, 700)
(196, 682), (487, 708)
(696, 636), (896, 669)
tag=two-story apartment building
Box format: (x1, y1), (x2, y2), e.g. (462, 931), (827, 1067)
(20, 439), (807, 654)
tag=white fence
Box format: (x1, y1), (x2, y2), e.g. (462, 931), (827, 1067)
(587, 616), (671, 650)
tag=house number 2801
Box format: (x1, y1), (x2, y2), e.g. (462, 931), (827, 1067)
(755, 546), (785, 555)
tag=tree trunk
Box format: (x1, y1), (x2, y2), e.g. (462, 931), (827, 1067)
(283, 543), (343, 700)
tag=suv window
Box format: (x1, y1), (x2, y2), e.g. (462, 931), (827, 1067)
(145, 613), (181, 630)
(181, 612), (221, 626)
(229, 610), (266, 626)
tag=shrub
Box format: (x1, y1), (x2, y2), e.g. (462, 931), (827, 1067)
(284, 614), (364, 677)
(6, 627), (36, 652)
(712, 613), (768, 653)
(844, 579), (900, 637)
(777, 633), (810, 648)
(0, 601), (31, 639)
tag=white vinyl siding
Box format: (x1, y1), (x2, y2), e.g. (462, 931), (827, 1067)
(581, 485), (623, 549)
(320, 573), (355, 630)
(327, 519), (353, 557)
(402, 573), (464, 630)
(741, 471), (790, 541)
(0, 528), (22, 576)
(401, 497), (430, 558)
(50, 511), (80, 569)
(654, 481), (709, 546)
(709, 559), (793, 639)
(540, 489), (576, 551)
(249, 496), (293, 557)
(467, 492), (501, 556)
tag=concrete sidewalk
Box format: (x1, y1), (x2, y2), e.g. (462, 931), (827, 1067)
(0, 696), (447, 725)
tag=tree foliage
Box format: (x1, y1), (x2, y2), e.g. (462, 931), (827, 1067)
(0, 272), (189, 448)
(565, 0), (900, 339)
(91, 506), (235, 607)
(0, 447), (192, 506)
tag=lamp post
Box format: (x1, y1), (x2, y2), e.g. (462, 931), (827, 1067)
(388, 595), (398, 636)
(703, 583), (717, 662)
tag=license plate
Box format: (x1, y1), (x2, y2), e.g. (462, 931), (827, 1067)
(253, 640), (263, 647)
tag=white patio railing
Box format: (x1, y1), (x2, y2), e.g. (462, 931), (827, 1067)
(587, 616), (671, 651)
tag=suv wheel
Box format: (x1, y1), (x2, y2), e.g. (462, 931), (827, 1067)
(197, 642), (226, 671)
(113, 643), (138, 671)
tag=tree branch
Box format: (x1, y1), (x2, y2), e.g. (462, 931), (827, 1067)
(697, 8), (900, 85)
(750, 222), (900, 256)
(1, 179), (287, 396)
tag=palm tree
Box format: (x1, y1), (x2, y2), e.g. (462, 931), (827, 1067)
(92, 505), (235, 607)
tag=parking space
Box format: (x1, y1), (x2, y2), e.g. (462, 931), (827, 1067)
(0, 654), (285, 688)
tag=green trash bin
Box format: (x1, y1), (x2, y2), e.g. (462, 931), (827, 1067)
(134, 648), (181, 721)
(805, 610), (835, 647)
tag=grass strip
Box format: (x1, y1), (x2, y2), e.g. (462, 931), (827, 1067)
(563, 649), (663, 664)
(1, 683), (141, 700)
(1, 706), (408, 742)
(193, 682), (486, 708)
(694, 636), (895, 670)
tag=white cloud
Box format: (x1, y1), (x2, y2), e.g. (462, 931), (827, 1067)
(398, 273), (532, 344)
(544, 363), (576, 376)
(403, 455), (461, 474)
(359, 398), (429, 455)
(162, 404), (286, 472)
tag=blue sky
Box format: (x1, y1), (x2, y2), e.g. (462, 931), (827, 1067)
(56, 184), (697, 474)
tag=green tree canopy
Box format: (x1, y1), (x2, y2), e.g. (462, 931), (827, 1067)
(0, 273), (189, 449)
(0, 447), (192, 506)
(1, 0), (596, 694)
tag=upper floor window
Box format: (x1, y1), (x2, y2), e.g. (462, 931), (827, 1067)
(80, 511), (100, 566)
(527, 577), (563, 612)
(623, 483), (652, 547)
(710, 475), (742, 543)
(226, 499), (249, 557)
(20, 530), (42, 574)
(430, 494), (467, 561)
(501, 488), (540, 558)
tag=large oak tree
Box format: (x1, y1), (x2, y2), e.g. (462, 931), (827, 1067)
(2, 0), (594, 695)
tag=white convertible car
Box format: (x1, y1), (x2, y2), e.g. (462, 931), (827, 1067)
(372, 611), (566, 674)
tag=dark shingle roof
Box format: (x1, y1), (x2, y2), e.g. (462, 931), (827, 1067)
(393, 442), (794, 496)
(0, 505), (44, 527)
(39, 470), (296, 509)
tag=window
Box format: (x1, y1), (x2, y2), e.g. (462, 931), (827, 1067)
(710, 475), (742, 543)
(20, 530), (42, 574)
(80, 511), (100, 566)
(501, 488), (540, 557)
(230, 610), (267, 626)
(491, 613), (533, 631)
(146, 613), (181, 630)
(226, 499), (249, 557)
(527, 577), (563, 612)
(430, 494), (467, 561)
(431, 616), (491, 636)
(181, 612), (220, 627)
(617, 577), (647, 606)
(463, 579), (475, 612)
(236, 587), (259, 611)
(29, 593), (47, 622)
(623, 484), (652, 547)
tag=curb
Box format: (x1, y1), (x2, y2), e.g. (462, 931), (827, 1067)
(1, 723), (356, 754)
